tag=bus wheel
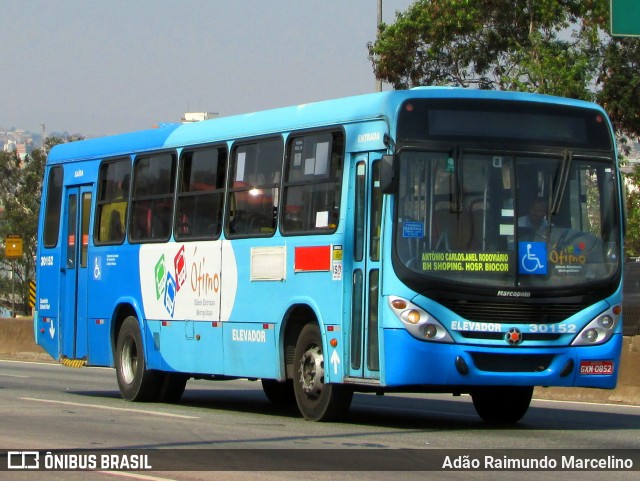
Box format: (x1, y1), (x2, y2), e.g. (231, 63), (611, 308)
(157, 373), (188, 403)
(115, 316), (160, 402)
(261, 379), (296, 406)
(293, 323), (353, 421)
(471, 386), (533, 424)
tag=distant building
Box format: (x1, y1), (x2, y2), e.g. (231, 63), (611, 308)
(2, 139), (16, 153)
(15, 143), (27, 161)
(181, 112), (219, 123)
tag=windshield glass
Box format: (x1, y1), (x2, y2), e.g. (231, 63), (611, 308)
(395, 150), (620, 289)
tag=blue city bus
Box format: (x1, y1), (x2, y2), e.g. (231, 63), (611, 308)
(35, 88), (624, 423)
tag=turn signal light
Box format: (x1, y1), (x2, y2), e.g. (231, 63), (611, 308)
(391, 299), (407, 310)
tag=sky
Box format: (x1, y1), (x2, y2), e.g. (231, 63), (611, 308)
(1, 0), (416, 137)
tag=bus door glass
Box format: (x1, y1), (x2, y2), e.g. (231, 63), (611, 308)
(349, 154), (383, 379)
(61, 185), (93, 360)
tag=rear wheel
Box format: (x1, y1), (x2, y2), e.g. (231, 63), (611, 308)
(293, 323), (352, 421)
(471, 386), (533, 424)
(157, 373), (188, 403)
(115, 316), (161, 402)
(261, 379), (296, 406)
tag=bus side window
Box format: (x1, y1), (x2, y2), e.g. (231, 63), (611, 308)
(282, 131), (344, 234)
(226, 138), (283, 238)
(43, 166), (64, 247)
(130, 153), (176, 243)
(95, 159), (130, 244)
(175, 146), (227, 241)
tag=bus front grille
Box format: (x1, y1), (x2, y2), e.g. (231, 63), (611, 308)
(470, 353), (554, 373)
(458, 331), (561, 342)
(438, 299), (587, 324)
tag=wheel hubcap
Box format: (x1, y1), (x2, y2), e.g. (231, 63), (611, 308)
(120, 336), (137, 385)
(299, 345), (324, 399)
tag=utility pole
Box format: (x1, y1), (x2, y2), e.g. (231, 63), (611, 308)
(41, 123), (47, 154)
(375, 0), (383, 92)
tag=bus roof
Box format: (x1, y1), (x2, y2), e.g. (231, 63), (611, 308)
(46, 87), (608, 165)
(46, 123), (181, 164)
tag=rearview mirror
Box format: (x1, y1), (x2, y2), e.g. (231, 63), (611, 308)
(379, 154), (396, 194)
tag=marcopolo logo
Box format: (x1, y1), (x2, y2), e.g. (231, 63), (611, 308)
(496, 290), (531, 298)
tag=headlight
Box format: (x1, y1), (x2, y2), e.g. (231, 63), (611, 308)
(388, 296), (453, 343)
(571, 305), (620, 346)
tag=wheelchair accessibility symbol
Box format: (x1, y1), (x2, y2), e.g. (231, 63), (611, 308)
(519, 242), (547, 275)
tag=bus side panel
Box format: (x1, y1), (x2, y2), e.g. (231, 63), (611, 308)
(222, 322), (278, 378)
(221, 237), (290, 379)
(34, 163), (73, 362)
(136, 241), (233, 374)
(35, 246), (62, 361)
(222, 237), (345, 381)
(86, 243), (141, 367)
(143, 319), (224, 374)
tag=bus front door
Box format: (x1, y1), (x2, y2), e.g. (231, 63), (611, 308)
(348, 155), (383, 380)
(60, 185), (93, 362)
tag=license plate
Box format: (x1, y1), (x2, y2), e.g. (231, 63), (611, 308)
(579, 360), (614, 375)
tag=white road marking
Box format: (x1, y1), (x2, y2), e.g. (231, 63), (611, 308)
(20, 397), (200, 419)
(532, 397), (640, 409)
(98, 471), (178, 481)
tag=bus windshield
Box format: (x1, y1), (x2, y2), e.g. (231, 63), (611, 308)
(395, 149), (621, 290)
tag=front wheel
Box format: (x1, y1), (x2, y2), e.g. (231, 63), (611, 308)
(293, 323), (352, 421)
(471, 386), (533, 424)
(115, 316), (161, 402)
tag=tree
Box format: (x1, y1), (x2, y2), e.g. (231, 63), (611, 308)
(597, 38), (640, 144)
(367, 1), (638, 134)
(0, 149), (41, 315)
(623, 167), (640, 257)
(0, 136), (80, 315)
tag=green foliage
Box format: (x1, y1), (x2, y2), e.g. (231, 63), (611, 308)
(368, 0), (636, 135)
(0, 136), (81, 315)
(598, 38), (640, 138)
(624, 165), (640, 258)
(0, 149), (41, 315)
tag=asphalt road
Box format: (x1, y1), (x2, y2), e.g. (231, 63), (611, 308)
(1, 359), (639, 481)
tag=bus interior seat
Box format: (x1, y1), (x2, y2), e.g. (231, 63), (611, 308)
(433, 197), (486, 250)
(108, 209), (124, 240)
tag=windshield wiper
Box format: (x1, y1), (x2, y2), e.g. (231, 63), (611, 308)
(551, 150), (572, 216)
(449, 146), (463, 214)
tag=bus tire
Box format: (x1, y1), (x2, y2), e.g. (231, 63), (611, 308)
(293, 323), (353, 421)
(261, 379), (296, 406)
(471, 386), (533, 424)
(157, 373), (188, 403)
(115, 316), (160, 402)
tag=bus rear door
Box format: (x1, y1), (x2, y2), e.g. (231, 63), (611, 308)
(60, 185), (93, 362)
(348, 155), (383, 380)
